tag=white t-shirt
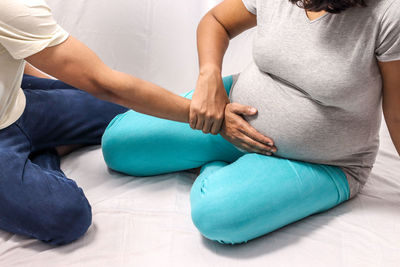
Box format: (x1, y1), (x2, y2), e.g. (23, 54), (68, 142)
(0, 0), (69, 129)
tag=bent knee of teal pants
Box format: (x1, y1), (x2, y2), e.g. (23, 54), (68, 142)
(101, 76), (237, 176)
(101, 75), (350, 244)
(190, 155), (349, 244)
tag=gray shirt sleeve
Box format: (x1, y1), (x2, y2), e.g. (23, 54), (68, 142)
(375, 0), (400, 62)
(242, 0), (257, 15)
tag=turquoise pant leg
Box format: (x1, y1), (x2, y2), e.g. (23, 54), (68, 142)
(101, 76), (241, 176)
(190, 154), (350, 244)
(102, 74), (350, 244)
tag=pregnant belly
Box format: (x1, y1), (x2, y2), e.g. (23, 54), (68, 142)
(230, 65), (372, 164)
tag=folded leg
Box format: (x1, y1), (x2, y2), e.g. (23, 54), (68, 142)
(0, 125), (91, 245)
(102, 76), (243, 176)
(102, 109), (243, 176)
(0, 75), (127, 244)
(190, 154), (350, 244)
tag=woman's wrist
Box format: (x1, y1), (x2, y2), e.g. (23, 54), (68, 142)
(197, 65), (223, 95)
(199, 64), (221, 77)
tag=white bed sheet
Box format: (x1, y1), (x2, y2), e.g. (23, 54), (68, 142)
(1, 0), (399, 266)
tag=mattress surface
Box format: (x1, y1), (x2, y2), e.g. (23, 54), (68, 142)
(1, 1), (399, 266)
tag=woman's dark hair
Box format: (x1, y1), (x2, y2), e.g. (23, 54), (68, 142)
(289, 0), (367, 13)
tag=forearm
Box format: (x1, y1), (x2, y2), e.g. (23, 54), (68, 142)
(27, 36), (190, 123)
(98, 70), (191, 123)
(60, 59), (191, 123)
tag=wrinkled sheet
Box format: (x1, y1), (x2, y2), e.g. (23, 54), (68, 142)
(1, 0), (399, 266)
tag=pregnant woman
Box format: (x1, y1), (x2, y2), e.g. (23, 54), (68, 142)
(102, 0), (400, 244)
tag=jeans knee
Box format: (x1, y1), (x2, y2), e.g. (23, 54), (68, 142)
(42, 190), (92, 245)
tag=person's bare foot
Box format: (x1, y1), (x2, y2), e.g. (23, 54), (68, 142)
(55, 144), (84, 156)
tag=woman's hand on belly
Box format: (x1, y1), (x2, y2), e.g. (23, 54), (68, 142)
(221, 103), (277, 155)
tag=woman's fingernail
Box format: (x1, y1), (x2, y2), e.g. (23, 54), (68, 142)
(267, 142), (273, 146)
(266, 152), (272, 156)
(249, 107), (257, 113)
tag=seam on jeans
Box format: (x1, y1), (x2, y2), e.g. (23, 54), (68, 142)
(13, 123), (32, 182)
(14, 122), (33, 152)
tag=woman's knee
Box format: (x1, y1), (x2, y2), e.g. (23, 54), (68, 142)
(190, 193), (251, 244)
(102, 112), (145, 175)
(102, 114), (127, 171)
(190, 171), (250, 244)
(102, 111), (170, 176)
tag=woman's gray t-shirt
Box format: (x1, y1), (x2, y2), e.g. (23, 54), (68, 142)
(232, 0), (400, 196)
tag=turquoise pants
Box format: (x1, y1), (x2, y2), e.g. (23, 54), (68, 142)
(101, 76), (350, 244)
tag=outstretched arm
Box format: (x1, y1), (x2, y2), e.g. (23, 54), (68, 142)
(379, 60), (400, 155)
(26, 36), (191, 123)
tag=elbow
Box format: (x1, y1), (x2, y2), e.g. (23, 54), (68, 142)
(198, 11), (232, 39)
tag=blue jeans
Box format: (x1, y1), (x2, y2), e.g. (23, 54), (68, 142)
(102, 76), (350, 244)
(0, 75), (127, 245)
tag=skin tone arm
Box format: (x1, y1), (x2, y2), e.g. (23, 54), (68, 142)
(379, 60), (400, 156)
(26, 34), (273, 154)
(191, 0), (276, 154)
(24, 63), (53, 79)
(26, 36), (191, 123)
(23, 6), (277, 155)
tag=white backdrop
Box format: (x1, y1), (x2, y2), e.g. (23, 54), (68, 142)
(47, 0), (254, 94)
(0, 1), (399, 266)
